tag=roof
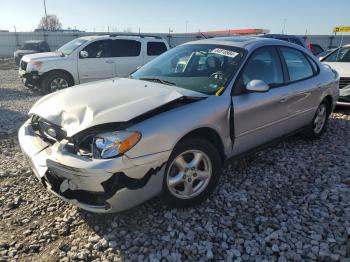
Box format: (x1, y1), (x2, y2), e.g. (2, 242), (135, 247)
(183, 36), (309, 52)
(78, 34), (164, 41)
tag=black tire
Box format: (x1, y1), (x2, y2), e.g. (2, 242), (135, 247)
(40, 71), (73, 94)
(161, 138), (222, 208)
(301, 100), (330, 139)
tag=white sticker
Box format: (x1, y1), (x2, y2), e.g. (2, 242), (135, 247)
(210, 48), (239, 58)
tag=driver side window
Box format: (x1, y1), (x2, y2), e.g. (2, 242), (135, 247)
(81, 40), (112, 58)
(235, 47), (284, 94)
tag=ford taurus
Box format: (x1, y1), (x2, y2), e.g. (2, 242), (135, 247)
(18, 37), (339, 213)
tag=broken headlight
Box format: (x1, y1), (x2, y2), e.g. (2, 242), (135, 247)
(92, 131), (141, 159)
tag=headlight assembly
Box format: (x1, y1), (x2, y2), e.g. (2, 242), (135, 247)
(93, 131), (141, 159)
(28, 61), (42, 71)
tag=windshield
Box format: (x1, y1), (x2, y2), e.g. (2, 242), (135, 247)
(58, 38), (88, 56)
(323, 46), (350, 62)
(131, 44), (245, 95)
(21, 43), (39, 50)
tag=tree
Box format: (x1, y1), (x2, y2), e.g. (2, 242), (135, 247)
(37, 14), (62, 30)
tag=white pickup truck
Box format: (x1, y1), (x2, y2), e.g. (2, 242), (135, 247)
(19, 34), (169, 93)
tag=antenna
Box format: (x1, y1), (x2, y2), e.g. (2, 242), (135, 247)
(199, 30), (207, 39)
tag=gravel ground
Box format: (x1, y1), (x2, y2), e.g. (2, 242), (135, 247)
(1, 68), (350, 262)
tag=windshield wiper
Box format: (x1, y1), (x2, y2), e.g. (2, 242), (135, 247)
(139, 77), (176, 86)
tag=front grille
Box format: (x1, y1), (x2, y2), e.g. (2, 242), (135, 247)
(31, 115), (67, 144)
(339, 77), (350, 89)
(20, 60), (28, 71)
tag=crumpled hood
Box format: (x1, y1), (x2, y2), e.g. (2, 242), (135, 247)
(22, 51), (62, 62)
(29, 78), (204, 136)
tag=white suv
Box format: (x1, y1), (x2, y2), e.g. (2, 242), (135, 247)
(19, 35), (169, 93)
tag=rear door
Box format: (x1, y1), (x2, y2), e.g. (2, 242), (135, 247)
(145, 41), (168, 64)
(231, 46), (291, 156)
(112, 39), (143, 77)
(278, 47), (323, 132)
(78, 40), (115, 83)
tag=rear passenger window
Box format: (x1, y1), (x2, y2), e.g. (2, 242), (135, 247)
(112, 39), (141, 57)
(147, 42), (167, 56)
(280, 48), (314, 82)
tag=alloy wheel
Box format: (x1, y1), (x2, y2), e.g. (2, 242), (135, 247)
(313, 103), (327, 134)
(166, 150), (212, 199)
(50, 78), (69, 92)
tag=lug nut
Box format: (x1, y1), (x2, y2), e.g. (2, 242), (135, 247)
(188, 178), (192, 182)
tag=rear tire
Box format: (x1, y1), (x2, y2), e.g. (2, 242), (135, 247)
(161, 138), (222, 208)
(301, 100), (330, 139)
(40, 71), (73, 94)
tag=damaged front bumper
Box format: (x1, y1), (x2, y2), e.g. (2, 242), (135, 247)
(18, 121), (170, 213)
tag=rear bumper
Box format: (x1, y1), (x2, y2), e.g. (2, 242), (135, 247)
(18, 121), (170, 213)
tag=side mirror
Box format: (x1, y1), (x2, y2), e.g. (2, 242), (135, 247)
(246, 80), (269, 92)
(80, 50), (89, 58)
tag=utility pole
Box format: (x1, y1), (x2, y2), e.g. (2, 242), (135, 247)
(282, 18), (286, 34)
(43, 0), (48, 30)
(185, 21), (188, 33)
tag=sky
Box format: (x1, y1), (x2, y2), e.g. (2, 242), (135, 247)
(0, 0), (349, 34)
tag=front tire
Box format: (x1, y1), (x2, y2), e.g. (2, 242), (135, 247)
(40, 71), (73, 94)
(301, 100), (330, 139)
(161, 138), (222, 208)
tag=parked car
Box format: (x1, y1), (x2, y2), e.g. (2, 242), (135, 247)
(259, 34), (324, 56)
(18, 34), (169, 93)
(317, 48), (337, 60)
(321, 44), (350, 106)
(14, 40), (50, 65)
(308, 43), (324, 56)
(19, 37), (339, 213)
(259, 34), (307, 48)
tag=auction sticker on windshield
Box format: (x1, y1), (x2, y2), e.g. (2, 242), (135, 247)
(210, 48), (239, 58)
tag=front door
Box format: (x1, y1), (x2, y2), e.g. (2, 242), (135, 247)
(231, 46), (290, 156)
(78, 40), (115, 83)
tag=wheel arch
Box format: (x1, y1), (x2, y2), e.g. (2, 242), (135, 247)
(175, 127), (226, 162)
(42, 69), (75, 86)
(322, 95), (333, 115)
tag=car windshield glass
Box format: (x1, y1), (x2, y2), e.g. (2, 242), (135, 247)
(323, 46), (350, 62)
(21, 43), (39, 50)
(131, 44), (245, 95)
(58, 38), (88, 56)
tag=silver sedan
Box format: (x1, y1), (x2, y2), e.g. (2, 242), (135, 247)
(18, 37), (339, 213)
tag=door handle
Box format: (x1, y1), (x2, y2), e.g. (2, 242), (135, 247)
(106, 60), (115, 64)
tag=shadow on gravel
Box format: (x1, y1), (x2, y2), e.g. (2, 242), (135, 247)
(0, 87), (39, 101)
(334, 106), (350, 115)
(0, 108), (27, 139)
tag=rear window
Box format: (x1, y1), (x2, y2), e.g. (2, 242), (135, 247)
(147, 42), (167, 56)
(112, 39), (141, 57)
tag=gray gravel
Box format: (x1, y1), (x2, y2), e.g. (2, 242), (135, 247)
(1, 69), (350, 261)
